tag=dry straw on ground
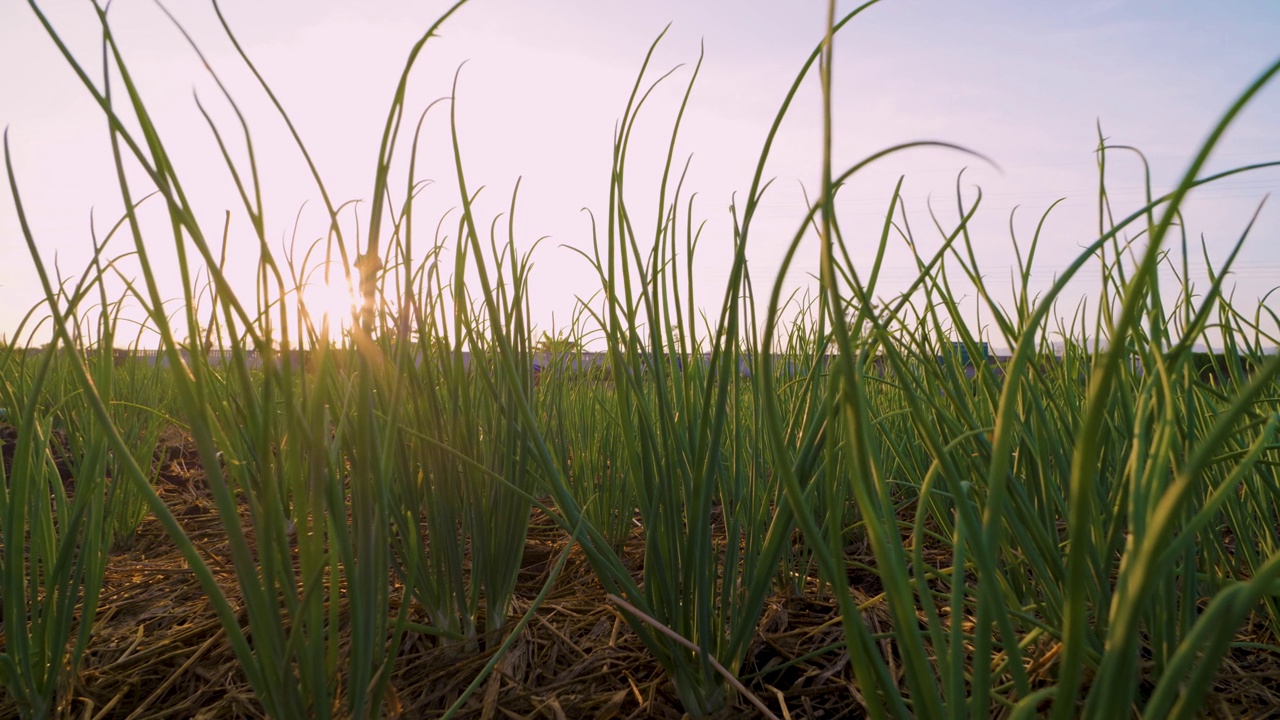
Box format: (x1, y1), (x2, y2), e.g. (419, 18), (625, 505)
(3, 425), (1278, 719)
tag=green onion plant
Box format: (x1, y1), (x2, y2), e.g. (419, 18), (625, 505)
(5, 0), (1280, 718)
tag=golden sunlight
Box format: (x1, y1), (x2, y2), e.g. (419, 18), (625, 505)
(300, 266), (358, 339)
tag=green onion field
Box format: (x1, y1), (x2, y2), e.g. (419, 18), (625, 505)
(3, 1), (1280, 718)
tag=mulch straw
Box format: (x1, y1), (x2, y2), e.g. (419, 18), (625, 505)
(2, 424), (1278, 719)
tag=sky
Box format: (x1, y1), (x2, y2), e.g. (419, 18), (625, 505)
(2, 0), (1279, 351)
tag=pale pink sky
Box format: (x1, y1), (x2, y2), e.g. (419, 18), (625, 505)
(3, 0), (1279, 348)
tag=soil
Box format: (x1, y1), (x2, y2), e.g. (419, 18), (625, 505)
(2, 423), (1278, 718)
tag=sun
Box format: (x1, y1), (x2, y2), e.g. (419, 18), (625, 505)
(300, 266), (358, 339)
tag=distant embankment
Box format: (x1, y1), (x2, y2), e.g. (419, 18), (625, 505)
(14, 344), (1256, 384)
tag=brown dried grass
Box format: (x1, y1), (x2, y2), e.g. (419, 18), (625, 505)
(2, 425), (1278, 719)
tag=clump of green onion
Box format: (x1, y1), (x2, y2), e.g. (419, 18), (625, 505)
(5, 0), (1280, 718)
